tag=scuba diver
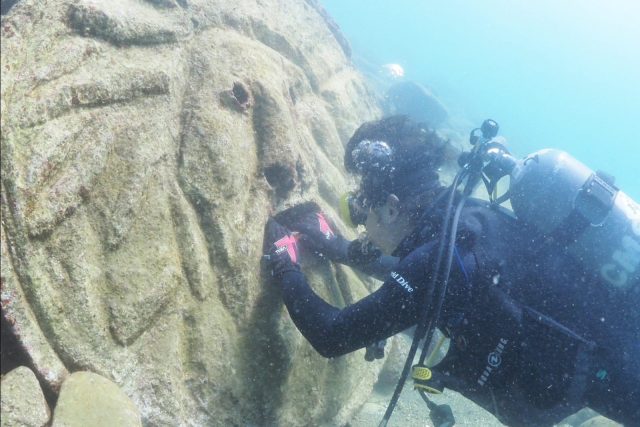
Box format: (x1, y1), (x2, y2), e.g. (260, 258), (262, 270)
(262, 115), (640, 427)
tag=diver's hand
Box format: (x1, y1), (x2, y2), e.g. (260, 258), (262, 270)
(346, 237), (383, 266)
(262, 218), (301, 278)
(288, 211), (350, 262)
(273, 202), (384, 266)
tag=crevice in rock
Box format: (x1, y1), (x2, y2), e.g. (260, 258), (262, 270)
(252, 82), (300, 201)
(66, 2), (182, 46)
(221, 13), (320, 92)
(220, 81), (253, 112)
(1, 307), (58, 407)
(295, 158), (310, 194)
(18, 72), (171, 129)
(263, 163), (295, 199)
(232, 82), (250, 107)
(239, 282), (292, 424)
(288, 86), (297, 105)
(174, 185), (242, 318)
(0, 309), (29, 375)
(1, 187), (68, 405)
(145, 0), (178, 9)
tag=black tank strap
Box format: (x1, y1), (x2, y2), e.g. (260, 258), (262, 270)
(537, 173), (617, 250)
(523, 306), (596, 348)
(564, 343), (593, 407)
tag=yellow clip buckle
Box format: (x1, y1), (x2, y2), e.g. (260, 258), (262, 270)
(412, 366), (432, 381)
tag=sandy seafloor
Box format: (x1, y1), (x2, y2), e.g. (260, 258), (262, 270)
(348, 333), (505, 426)
(349, 382), (503, 426)
(347, 333), (621, 427)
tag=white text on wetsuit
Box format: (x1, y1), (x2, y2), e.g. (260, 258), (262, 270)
(391, 271), (414, 293)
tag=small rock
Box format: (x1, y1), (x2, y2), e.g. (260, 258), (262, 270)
(51, 371), (141, 427)
(0, 366), (51, 427)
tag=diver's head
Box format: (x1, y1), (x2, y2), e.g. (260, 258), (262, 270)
(342, 116), (447, 250)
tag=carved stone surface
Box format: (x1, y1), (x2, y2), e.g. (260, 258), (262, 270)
(1, 0), (382, 425)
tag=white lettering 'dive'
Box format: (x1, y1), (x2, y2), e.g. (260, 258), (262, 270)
(390, 271), (414, 293)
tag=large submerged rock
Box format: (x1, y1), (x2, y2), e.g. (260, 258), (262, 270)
(1, 0), (383, 425)
(0, 366), (51, 427)
(51, 371), (141, 427)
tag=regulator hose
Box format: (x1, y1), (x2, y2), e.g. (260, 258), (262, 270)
(378, 167), (469, 427)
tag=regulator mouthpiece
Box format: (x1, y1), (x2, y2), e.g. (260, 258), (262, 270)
(339, 192), (368, 228)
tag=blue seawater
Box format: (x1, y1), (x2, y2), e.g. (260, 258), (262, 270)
(322, 0), (640, 201)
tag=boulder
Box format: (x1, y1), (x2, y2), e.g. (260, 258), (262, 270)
(384, 81), (449, 128)
(51, 372), (141, 427)
(1, 0), (382, 425)
(0, 366), (51, 427)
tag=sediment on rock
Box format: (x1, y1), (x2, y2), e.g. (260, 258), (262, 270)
(1, 0), (382, 425)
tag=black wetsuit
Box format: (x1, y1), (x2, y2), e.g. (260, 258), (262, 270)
(278, 199), (640, 426)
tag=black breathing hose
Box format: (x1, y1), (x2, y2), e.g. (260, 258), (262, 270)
(378, 122), (500, 426)
(418, 196), (467, 365)
(378, 168), (469, 427)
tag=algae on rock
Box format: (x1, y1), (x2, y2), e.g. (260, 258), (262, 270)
(1, 0), (382, 425)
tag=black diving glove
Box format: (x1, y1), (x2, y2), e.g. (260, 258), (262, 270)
(364, 339), (387, 361)
(262, 218), (301, 278)
(275, 201), (384, 267)
(346, 237), (383, 266)
(274, 202), (350, 262)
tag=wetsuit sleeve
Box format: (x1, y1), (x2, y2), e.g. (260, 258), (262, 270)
(326, 236), (400, 281)
(342, 254), (400, 281)
(280, 242), (436, 358)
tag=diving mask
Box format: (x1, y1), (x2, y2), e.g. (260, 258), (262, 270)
(339, 192), (369, 228)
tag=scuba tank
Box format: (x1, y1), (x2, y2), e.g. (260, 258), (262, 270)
(509, 148), (640, 292)
(468, 120), (640, 293)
